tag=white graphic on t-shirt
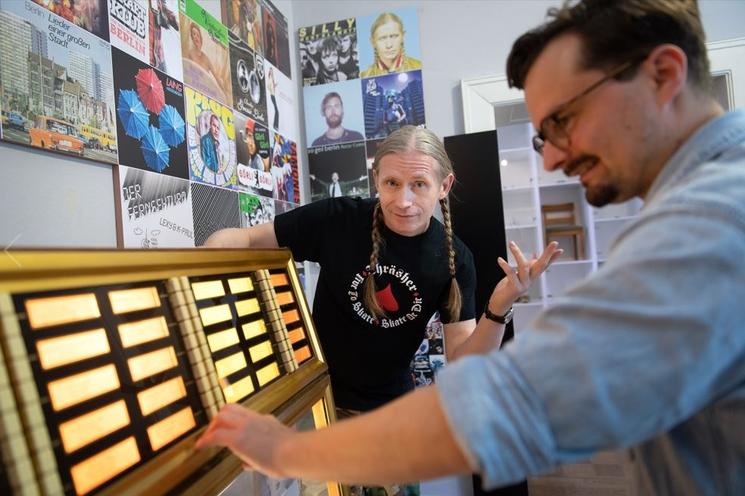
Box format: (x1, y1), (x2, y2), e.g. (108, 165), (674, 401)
(347, 263), (422, 328)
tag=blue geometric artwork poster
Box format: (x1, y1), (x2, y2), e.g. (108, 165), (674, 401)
(113, 46), (188, 179)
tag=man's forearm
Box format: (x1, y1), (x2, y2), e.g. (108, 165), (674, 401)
(203, 228), (253, 248)
(279, 386), (473, 485)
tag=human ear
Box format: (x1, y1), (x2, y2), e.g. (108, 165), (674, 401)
(440, 173), (455, 198)
(645, 44), (687, 107)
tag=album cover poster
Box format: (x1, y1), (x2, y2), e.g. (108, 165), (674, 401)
(411, 312), (446, 388)
(149, 0), (183, 81)
(364, 138), (385, 198)
(185, 86), (237, 188)
(0, 0), (117, 164)
(264, 59), (296, 141)
(221, 0), (263, 55)
(362, 70), (425, 139)
(113, 47), (188, 179)
(298, 18), (358, 87)
(304, 79), (364, 149)
(307, 141), (368, 202)
(179, 0), (232, 107)
(239, 192), (274, 228)
(234, 110), (273, 197)
(109, 0), (149, 62)
(191, 182), (240, 246)
(268, 132), (299, 204)
(259, 0), (290, 78)
(119, 165), (195, 248)
(274, 199), (296, 215)
(356, 8), (421, 78)
(229, 32), (267, 126)
(28, 0), (109, 40)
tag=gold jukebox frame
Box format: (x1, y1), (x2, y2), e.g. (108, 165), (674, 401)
(0, 249), (342, 496)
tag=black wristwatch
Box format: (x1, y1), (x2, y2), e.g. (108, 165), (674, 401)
(483, 303), (513, 324)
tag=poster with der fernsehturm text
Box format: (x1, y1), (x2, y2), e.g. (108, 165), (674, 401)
(0, 0), (118, 164)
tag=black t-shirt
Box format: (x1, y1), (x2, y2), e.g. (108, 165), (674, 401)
(275, 197), (476, 410)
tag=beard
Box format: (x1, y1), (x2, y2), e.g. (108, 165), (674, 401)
(585, 183), (620, 207)
(325, 115), (342, 128)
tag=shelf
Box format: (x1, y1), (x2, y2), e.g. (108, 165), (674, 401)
(593, 215), (637, 223)
(537, 180), (581, 189)
(499, 146), (533, 154)
(515, 301), (543, 308)
(502, 185), (534, 193)
(550, 259), (593, 267)
(505, 223), (537, 230)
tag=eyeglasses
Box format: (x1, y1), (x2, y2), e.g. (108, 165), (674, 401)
(532, 59), (640, 155)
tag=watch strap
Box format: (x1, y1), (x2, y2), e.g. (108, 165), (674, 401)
(483, 303), (513, 324)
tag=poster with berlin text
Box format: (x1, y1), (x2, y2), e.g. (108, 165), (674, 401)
(0, 0), (118, 164)
(113, 47), (188, 179)
(221, 0), (263, 55)
(149, 0), (183, 81)
(109, 0), (150, 63)
(298, 17), (358, 87)
(29, 0), (109, 40)
(119, 165), (195, 248)
(185, 86), (237, 188)
(260, 0), (290, 78)
(179, 0), (232, 107)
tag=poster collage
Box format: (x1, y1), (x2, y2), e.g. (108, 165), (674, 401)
(299, 9), (425, 202)
(0, 0), (298, 248)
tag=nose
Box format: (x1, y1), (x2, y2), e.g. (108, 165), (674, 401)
(395, 186), (415, 207)
(541, 141), (568, 173)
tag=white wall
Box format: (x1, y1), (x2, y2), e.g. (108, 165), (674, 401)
(1, 0), (744, 248)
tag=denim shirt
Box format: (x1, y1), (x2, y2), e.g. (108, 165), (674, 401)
(437, 110), (745, 495)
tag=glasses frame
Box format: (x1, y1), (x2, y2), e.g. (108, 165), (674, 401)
(532, 59), (641, 155)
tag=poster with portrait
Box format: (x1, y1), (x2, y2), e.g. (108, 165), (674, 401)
(179, 0), (232, 107)
(298, 18), (358, 86)
(221, 0), (263, 55)
(239, 192), (274, 227)
(0, 0), (118, 164)
(229, 31), (267, 126)
(113, 47), (188, 179)
(149, 0), (183, 81)
(303, 79), (364, 149)
(234, 110), (273, 197)
(191, 182), (240, 246)
(362, 70), (425, 139)
(28, 0), (109, 40)
(307, 141), (368, 202)
(264, 59), (296, 141)
(185, 86), (237, 188)
(269, 132), (299, 204)
(274, 199), (296, 215)
(411, 312), (446, 388)
(119, 165), (195, 248)
(260, 0), (290, 78)
(109, 0), (149, 62)
(356, 8), (421, 78)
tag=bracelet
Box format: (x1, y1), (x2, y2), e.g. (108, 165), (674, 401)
(483, 302), (513, 324)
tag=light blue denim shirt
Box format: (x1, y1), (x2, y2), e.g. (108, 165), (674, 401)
(437, 110), (745, 495)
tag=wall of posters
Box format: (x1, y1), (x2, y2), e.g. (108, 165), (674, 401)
(0, 0), (118, 164)
(299, 7), (425, 203)
(0, 0), (299, 251)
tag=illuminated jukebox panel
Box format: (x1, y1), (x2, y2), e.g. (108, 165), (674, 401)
(0, 250), (331, 496)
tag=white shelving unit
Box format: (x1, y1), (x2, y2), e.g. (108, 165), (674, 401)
(497, 120), (642, 334)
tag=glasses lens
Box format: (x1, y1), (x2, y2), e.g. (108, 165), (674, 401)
(532, 134), (545, 155)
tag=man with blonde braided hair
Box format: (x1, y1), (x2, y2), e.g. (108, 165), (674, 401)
(205, 125), (558, 413)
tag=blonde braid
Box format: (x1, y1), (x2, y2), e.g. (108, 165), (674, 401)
(363, 202), (385, 320)
(440, 197), (462, 322)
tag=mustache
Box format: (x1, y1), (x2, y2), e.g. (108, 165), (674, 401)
(564, 154), (597, 175)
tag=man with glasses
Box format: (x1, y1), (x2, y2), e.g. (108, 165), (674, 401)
(197, 1), (745, 493)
